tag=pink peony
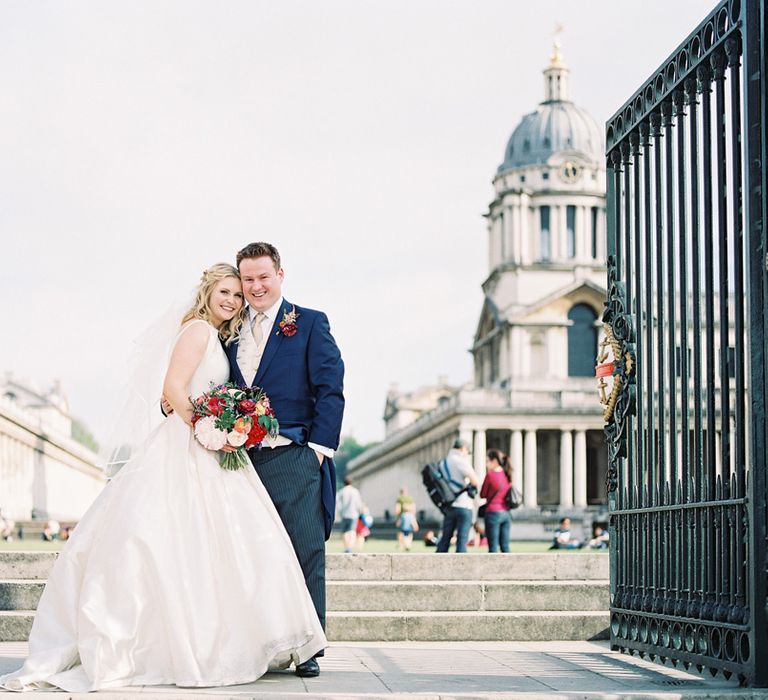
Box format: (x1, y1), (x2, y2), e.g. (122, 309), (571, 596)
(193, 416), (227, 450)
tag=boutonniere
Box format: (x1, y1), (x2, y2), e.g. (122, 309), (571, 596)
(277, 306), (299, 337)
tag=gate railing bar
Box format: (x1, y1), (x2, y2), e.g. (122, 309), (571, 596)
(743, 0), (767, 688)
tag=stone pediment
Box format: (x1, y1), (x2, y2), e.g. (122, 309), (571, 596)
(473, 296), (505, 344)
(507, 279), (606, 325)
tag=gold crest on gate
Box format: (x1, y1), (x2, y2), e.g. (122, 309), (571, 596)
(596, 323), (634, 423)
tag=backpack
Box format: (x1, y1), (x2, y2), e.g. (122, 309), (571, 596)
(421, 459), (468, 513)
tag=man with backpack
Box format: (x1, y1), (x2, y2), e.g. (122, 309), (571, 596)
(435, 438), (480, 553)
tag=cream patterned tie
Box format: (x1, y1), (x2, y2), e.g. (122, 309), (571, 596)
(250, 312), (266, 347)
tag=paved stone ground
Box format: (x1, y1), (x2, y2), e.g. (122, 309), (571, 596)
(1, 640), (766, 699)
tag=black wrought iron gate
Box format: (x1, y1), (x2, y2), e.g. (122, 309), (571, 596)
(602, 0), (767, 685)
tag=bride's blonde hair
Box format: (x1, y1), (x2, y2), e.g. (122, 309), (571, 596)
(181, 263), (244, 345)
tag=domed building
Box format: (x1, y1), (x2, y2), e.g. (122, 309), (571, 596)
(348, 46), (608, 538)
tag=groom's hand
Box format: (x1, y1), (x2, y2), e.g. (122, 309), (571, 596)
(314, 450), (324, 465)
(161, 397), (174, 416)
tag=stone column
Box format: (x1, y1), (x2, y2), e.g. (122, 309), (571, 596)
(510, 430), (524, 494)
(520, 193), (530, 264)
(523, 429), (538, 507)
(558, 205), (567, 260)
(574, 429), (588, 507)
(560, 429), (574, 508)
(473, 429), (487, 481)
(507, 202), (517, 263)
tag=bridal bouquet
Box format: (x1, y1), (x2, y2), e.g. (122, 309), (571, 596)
(190, 382), (279, 471)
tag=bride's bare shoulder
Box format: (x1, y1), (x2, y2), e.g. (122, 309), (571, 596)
(173, 320), (213, 349)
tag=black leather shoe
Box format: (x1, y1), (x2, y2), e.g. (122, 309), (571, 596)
(295, 658), (320, 677)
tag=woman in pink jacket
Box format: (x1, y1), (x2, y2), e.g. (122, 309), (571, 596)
(480, 448), (513, 552)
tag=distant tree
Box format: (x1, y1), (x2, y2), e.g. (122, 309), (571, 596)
(334, 435), (378, 484)
(71, 419), (99, 453)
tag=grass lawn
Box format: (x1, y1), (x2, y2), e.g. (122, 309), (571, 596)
(1, 538), (606, 555)
(0, 539), (63, 552)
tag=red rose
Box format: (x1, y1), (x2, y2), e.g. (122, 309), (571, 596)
(206, 397), (224, 416)
(244, 425), (268, 448)
(282, 323), (298, 337)
(238, 399), (257, 414)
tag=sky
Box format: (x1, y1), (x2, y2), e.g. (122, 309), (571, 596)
(0, 0), (716, 447)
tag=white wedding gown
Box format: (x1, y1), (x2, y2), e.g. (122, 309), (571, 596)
(0, 321), (326, 692)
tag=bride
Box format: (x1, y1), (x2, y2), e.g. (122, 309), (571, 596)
(0, 264), (326, 692)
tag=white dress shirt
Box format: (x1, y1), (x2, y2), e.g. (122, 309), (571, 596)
(238, 297), (334, 459)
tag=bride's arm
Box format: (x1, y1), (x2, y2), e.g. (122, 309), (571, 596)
(162, 323), (209, 426)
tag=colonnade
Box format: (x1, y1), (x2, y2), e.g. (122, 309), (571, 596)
(490, 198), (605, 269)
(466, 427), (590, 508)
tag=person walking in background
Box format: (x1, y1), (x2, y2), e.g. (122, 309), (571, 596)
(436, 438), (479, 553)
(354, 509), (372, 550)
(394, 487), (418, 551)
(336, 476), (364, 553)
(480, 448), (513, 553)
(396, 504), (419, 551)
(394, 486), (414, 521)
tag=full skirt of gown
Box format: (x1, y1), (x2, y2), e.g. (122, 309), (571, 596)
(0, 406), (326, 692)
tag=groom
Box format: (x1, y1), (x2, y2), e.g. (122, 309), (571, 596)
(226, 242), (344, 678)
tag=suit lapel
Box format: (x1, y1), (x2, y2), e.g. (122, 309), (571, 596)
(224, 337), (247, 386)
(253, 299), (290, 387)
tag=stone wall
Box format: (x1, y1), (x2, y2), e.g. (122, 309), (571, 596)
(0, 398), (105, 521)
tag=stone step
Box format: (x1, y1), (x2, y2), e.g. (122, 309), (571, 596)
(0, 610), (610, 643)
(326, 610), (610, 642)
(0, 551), (608, 581)
(0, 553), (57, 580)
(0, 611), (33, 641)
(0, 552), (610, 643)
(0, 581), (45, 610)
(327, 580), (608, 612)
(0, 579), (609, 613)
(327, 552), (608, 581)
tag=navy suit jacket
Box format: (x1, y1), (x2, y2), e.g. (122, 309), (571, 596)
(223, 299), (344, 539)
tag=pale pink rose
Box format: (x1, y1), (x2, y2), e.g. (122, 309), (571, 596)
(226, 430), (248, 447)
(194, 416), (227, 450)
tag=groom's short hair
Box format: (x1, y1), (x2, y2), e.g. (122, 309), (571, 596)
(236, 242), (281, 271)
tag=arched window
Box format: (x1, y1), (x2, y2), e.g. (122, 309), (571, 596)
(568, 304), (598, 376)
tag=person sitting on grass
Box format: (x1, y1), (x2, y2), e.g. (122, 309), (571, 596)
(589, 525), (609, 549)
(549, 517), (584, 550)
(0, 510), (14, 542)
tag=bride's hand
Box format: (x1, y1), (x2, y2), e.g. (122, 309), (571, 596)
(220, 444), (237, 453)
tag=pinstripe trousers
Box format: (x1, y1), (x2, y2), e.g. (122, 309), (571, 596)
(248, 443), (326, 632)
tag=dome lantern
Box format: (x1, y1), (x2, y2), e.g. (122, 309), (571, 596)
(543, 41), (570, 102)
